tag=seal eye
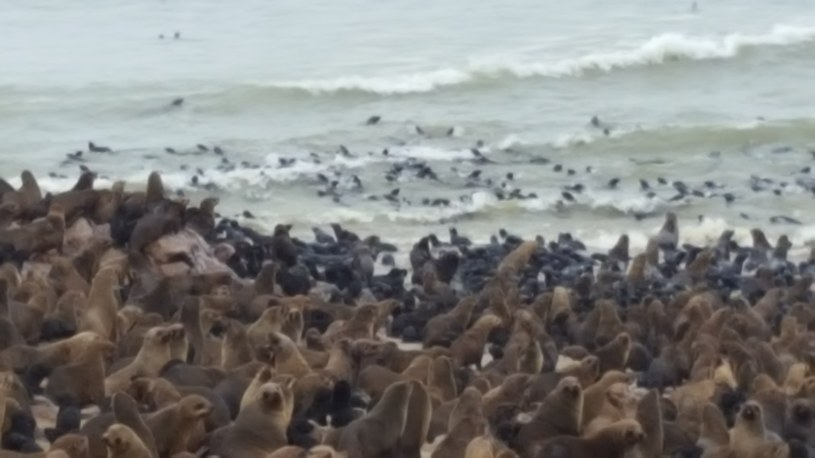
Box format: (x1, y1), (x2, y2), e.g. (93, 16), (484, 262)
(743, 406), (756, 420)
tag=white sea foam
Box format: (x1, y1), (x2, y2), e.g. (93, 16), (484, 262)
(383, 190), (500, 223)
(386, 145), (480, 161)
(269, 25), (815, 95)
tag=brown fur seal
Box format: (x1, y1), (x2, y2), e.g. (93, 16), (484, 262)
(50, 433), (90, 458)
(2, 170), (42, 211)
(102, 423), (152, 458)
(145, 172), (165, 206)
(525, 355), (600, 405)
(128, 199), (186, 253)
(399, 380), (433, 458)
(322, 304), (380, 344)
(267, 446), (307, 458)
(105, 324), (185, 395)
(0, 280), (25, 351)
(212, 378), (294, 458)
(71, 171), (96, 192)
(44, 336), (115, 407)
(220, 318), (253, 370)
(319, 339), (354, 384)
(449, 386), (484, 432)
(497, 240), (539, 274)
(465, 435), (518, 458)
(48, 258), (90, 297)
(535, 419), (645, 458)
(0, 202), (19, 228)
(145, 394), (212, 456)
(515, 376), (583, 456)
(581, 371), (633, 429)
(583, 382), (637, 436)
(111, 392), (159, 458)
(0, 203), (65, 255)
(246, 306), (286, 352)
(633, 389), (662, 458)
(50, 190), (101, 224)
(266, 331), (313, 378)
(336, 380), (414, 458)
(431, 416), (487, 458)
(81, 267), (121, 342)
(697, 403), (729, 453)
(450, 314), (503, 369)
(1, 330), (107, 375)
(357, 358), (423, 404)
(423, 296), (476, 348)
(428, 355), (457, 402)
(482, 373), (530, 419)
(126, 376), (230, 432)
(729, 400), (777, 455)
(184, 197), (218, 238)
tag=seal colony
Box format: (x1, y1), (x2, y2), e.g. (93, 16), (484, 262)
(0, 169), (814, 458)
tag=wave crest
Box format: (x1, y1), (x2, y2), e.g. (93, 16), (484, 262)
(268, 24), (815, 95)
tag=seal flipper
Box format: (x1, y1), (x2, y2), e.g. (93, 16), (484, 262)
(44, 405), (82, 443)
(3, 410), (40, 452)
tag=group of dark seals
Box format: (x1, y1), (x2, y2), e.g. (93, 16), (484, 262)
(0, 169), (814, 457)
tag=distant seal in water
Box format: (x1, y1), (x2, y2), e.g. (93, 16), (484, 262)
(88, 142), (112, 153)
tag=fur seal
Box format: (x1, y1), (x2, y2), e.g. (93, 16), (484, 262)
(336, 381), (413, 458)
(449, 386), (484, 432)
(44, 336), (115, 407)
(423, 296), (476, 348)
(102, 423), (152, 458)
(211, 377), (295, 457)
(2, 171), (42, 212)
(145, 394), (212, 456)
(399, 379), (433, 458)
(105, 324), (185, 395)
(535, 419), (645, 458)
(0, 203), (66, 256)
(81, 267), (121, 342)
(450, 314), (503, 369)
(515, 376), (583, 455)
(431, 416), (487, 458)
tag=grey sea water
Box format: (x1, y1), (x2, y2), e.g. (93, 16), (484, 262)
(2, 0), (815, 254)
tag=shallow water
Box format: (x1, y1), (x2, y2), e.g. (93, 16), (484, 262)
(3, 0), (815, 252)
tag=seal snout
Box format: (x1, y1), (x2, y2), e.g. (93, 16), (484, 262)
(563, 383), (580, 397)
(262, 386), (284, 408)
(742, 404), (757, 421)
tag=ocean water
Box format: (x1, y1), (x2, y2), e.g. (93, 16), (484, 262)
(3, 0), (815, 255)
